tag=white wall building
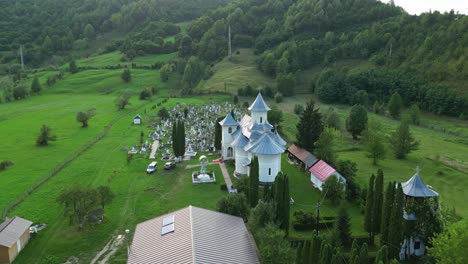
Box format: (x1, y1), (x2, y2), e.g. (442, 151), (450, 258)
(219, 93), (286, 183)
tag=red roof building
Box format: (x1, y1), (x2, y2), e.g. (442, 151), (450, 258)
(309, 160), (346, 191)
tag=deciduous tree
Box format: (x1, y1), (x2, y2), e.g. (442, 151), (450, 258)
(31, 76), (42, 93)
(314, 127), (337, 167)
(322, 175), (344, 206)
(388, 92), (403, 119)
(36, 124), (57, 146)
(346, 105), (368, 139)
(76, 108), (96, 127)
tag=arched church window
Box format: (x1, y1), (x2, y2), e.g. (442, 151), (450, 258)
(269, 168), (271, 175)
(260, 117), (263, 123)
(228, 127), (232, 133)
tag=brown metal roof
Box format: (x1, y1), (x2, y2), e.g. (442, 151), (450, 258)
(287, 144), (318, 168)
(0, 216), (32, 248)
(127, 206), (259, 264)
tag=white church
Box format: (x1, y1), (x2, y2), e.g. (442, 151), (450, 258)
(219, 93), (286, 183)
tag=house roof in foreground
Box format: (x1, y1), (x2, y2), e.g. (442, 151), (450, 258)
(0, 216), (32, 248)
(127, 206), (259, 264)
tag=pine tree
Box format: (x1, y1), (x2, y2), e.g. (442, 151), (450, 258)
(380, 182), (395, 245)
(374, 245), (388, 264)
(249, 157), (260, 208)
(296, 241), (304, 264)
(214, 116), (223, 151)
(359, 243), (368, 264)
(373, 169), (384, 234)
(351, 239), (360, 261)
(389, 120), (419, 159)
(364, 174), (375, 243)
(388, 184), (404, 258)
(172, 121), (178, 156)
(31, 76), (42, 93)
(309, 235), (322, 263)
(301, 240), (311, 264)
(177, 121), (186, 157)
(319, 243), (332, 264)
(335, 207), (352, 247)
(274, 172), (290, 235)
(296, 99), (323, 152)
(387, 92), (403, 119)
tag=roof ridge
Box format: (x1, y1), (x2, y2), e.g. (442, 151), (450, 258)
(0, 216), (16, 233)
(189, 205), (196, 264)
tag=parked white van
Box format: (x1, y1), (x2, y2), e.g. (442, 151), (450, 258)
(146, 162), (157, 174)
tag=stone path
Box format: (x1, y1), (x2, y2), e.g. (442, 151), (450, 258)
(219, 163), (233, 190)
(90, 235), (125, 264)
(149, 140), (159, 159)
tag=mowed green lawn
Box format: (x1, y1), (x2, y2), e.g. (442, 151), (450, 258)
(274, 95), (468, 219)
(0, 64), (177, 213)
(11, 110), (227, 263)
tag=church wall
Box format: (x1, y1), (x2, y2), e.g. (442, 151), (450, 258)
(234, 147), (249, 175)
(251, 111), (268, 126)
(221, 126), (237, 160)
(258, 154), (281, 183)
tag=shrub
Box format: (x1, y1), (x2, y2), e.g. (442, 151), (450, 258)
(274, 93), (283, 103)
(293, 210), (316, 225)
(0, 160), (13, 171)
(139, 88), (152, 100)
(220, 184), (227, 191)
(294, 104), (304, 115)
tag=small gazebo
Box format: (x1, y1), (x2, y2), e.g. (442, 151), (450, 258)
(399, 168), (438, 259)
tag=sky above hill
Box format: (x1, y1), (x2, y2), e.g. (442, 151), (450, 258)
(379, 0), (468, 15)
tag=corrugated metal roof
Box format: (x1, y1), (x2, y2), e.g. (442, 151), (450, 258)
(231, 133), (249, 148)
(191, 207), (260, 264)
(0, 216), (32, 248)
(127, 206), (259, 264)
(245, 133), (285, 155)
(218, 113), (238, 127)
(401, 173), (439, 197)
(248, 93), (271, 112)
(309, 160), (336, 182)
(287, 144), (318, 168)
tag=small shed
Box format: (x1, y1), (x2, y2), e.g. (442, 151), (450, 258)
(133, 115), (142, 125)
(309, 160), (346, 191)
(287, 144), (318, 171)
(0, 216), (32, 264)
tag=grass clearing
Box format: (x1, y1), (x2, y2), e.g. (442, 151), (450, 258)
(74, 51), (177, 68)
(197, 48), (274, 94)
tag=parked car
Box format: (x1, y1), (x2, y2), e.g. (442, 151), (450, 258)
(164, 162), (176, 170)
(147, 162), (157, 174)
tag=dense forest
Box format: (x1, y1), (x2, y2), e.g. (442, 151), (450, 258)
(0, 0), (231, 69)
(0, 0), (467, 116)
(177, 0), (467, 117)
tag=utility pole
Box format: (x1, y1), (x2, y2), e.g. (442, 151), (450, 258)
(228, 24), (232, 59)
(389, 42), (392, 57)
(315, 200), (320, 236)
(19, 45), (24, 70)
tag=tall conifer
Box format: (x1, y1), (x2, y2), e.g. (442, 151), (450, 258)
(249, 157), (259, 207)
(364, 174), (375, 242)
(381, 182), (395, 245)
(274, 172), (290, 235)
(296, 99), (323, 152)
(388, 184), (405, 258)
(373, 169), (384, 234)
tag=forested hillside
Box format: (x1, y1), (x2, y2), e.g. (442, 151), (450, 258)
(0, 0), (231, 69)
(178, 0), (468, 117)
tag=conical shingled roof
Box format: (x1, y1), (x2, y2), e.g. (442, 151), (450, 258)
(249, 122), (273, 132)
(248, 93), (271, 112)
(245, 133), (285, 155)
(231, 132), (249, 148)
(273, 130), (287, 146)
(219, 113), (238, 126)
(401, 173), (439, 197)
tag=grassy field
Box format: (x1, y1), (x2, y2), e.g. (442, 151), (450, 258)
(2, 46), (468, 263)
(74, 52), (177, 68)
(197, 48), (275, 94)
